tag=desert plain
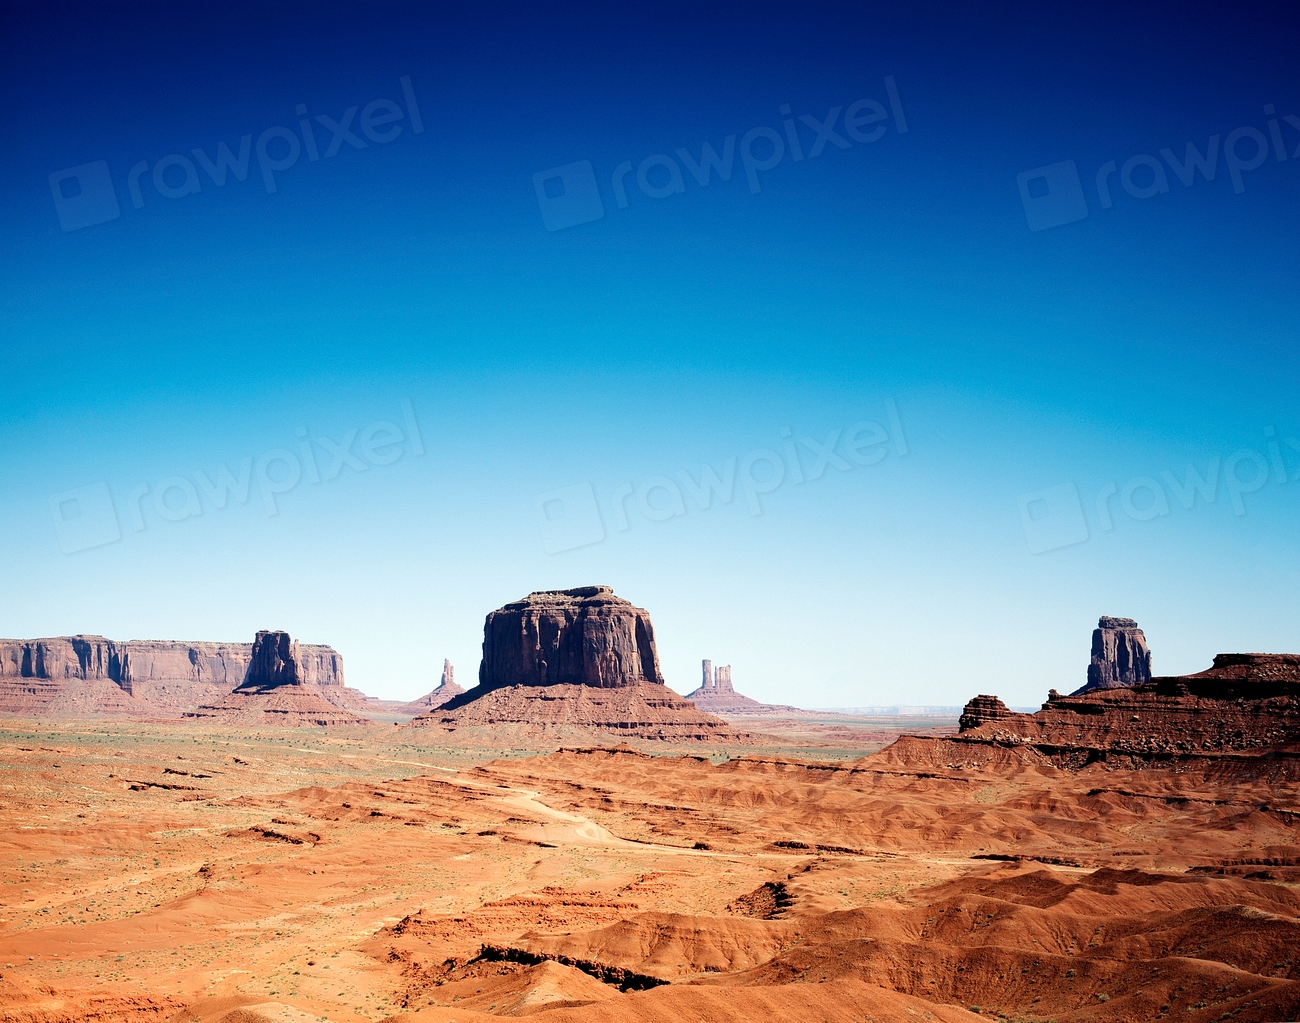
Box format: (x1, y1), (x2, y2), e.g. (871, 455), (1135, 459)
(2, 712), (1298, 1023)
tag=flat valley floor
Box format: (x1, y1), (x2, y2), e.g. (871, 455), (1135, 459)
(1, 719), (1298, 1023)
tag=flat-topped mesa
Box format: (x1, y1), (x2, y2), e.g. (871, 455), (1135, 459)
(419, 587), (750, 742)
(478, 585), (663, 692)
(1076, 616), (1151, 695)
(0, 634), (346, 717)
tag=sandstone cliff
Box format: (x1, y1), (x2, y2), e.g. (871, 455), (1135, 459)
(477, 586), (663, 691)
(959, 653), (1300, 759)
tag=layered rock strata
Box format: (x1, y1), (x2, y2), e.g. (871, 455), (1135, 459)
(418, 587), (748, 742)
(415, 682), (746, 741)
(1075, 616), (1152, 695)
(959, 654), (1300, 757)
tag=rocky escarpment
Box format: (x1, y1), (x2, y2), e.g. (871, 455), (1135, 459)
(1074, 616), (1152, 695)
(476, 586), (663, 692)
(685, 659), (797, 716)
(185, 630), (369, 727)
(959, 653), (1300, 759)
(0, 634), (346, 717)
(417, 587), (748, 742)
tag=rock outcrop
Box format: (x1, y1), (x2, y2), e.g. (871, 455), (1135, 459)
(1075, 616), (1151, 695)
(685, 659), (797, 716)
(416, 587), (748, 742)
(957, 694), (1021, 731)
(958, 653), (1300, 759)
(477, 586), (663, 691)
(185, 630), (369, 727)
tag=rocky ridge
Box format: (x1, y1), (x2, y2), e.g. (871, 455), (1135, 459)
(0, 634), (347, 717)
(959, 653), (1300, 759)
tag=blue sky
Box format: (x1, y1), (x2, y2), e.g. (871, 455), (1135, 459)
(2, 2), (1298, 707)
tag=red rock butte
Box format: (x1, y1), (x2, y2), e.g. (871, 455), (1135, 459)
(419, 586), (748, 742)
(185, 629), (371, 727)
(476, 585), (663, 691)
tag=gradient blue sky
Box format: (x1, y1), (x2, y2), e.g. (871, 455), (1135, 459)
(2, 2), (1298, 707)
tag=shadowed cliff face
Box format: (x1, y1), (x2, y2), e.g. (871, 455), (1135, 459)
(0, 636), (343, 689)
(477, 586), (664, 691)
(237, 630), (302, 691)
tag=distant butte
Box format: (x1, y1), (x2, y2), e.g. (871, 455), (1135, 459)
(184, 630), (370, 727)
(405, 658), (466, 713)
(414, 586), (749, 742)
(685, 659), (798, 715)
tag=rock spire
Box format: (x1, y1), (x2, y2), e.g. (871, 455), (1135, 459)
(1075, 616), (1152, 695)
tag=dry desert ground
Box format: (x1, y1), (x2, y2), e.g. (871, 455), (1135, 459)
(1, 718), (1298, 1023)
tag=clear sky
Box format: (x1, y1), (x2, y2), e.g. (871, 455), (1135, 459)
(2, 2), (1298, 707)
